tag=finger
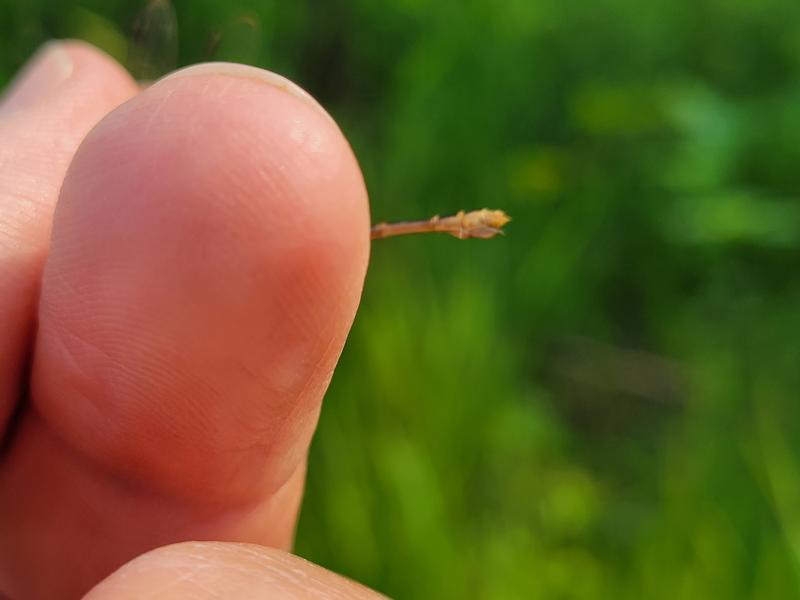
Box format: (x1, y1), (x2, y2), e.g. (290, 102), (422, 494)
(0, 41), (137, 436)
(33, 62), (369, 500)
(83, 542), (386, 600)
(0, 41), (73, 112)
(0, 64), (368, 597)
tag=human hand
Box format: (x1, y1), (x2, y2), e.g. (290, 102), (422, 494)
(0, 41), (383, 599)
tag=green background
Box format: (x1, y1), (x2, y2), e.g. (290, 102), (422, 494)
(3, 1), (800, 598)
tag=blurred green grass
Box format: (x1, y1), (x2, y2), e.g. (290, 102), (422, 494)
(3, 0), (800, 597)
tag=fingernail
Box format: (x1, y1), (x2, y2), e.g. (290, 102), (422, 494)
(1, 41), (74, 112)
(163, 62), (336, 126)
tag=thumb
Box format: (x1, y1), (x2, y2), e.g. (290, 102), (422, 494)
(32, 63), (371, 502)
(0, 63), (369, 599)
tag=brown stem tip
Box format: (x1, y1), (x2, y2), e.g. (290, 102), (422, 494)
(370, 209), (511, 240)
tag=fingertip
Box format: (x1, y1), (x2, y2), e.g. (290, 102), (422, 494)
(1, 40), (137, 115)
(65, 61), (370, 268)
(57, 62), (371, 349)
(84, 542), (386, 600)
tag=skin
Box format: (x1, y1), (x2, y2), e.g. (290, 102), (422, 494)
(0, 41), (385, 599)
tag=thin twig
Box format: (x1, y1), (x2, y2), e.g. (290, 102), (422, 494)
(370, 209), (510, 240)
